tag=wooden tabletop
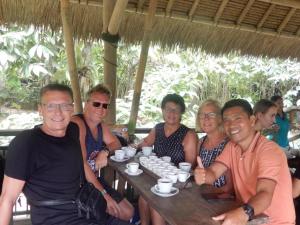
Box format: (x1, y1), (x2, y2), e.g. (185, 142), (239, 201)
(109, 158), (268, 225)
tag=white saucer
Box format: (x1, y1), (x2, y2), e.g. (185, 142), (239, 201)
(110, 155), (130, 162)
(150, 186), (179, 197)
(124, 168), (143, 176)
(137, 152), (156, 157)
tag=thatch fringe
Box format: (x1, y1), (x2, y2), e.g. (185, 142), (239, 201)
(1, 0), (300, 60)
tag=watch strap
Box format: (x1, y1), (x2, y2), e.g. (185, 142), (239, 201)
(103, 147), (110, 156)
(242, 203), (254, 221)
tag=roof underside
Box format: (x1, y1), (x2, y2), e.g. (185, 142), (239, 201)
(2, 0), (300, 59)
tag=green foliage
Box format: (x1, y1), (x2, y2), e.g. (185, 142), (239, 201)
(1, 25), (300, 129)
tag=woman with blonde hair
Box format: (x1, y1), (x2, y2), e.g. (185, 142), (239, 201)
(196, 99), (232, 192)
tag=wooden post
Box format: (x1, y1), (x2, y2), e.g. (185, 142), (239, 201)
(103, 0), (117, 125)
(128, 0), (158, 134)
(60, 0), (83, 113)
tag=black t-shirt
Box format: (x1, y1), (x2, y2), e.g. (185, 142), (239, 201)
(5, 123), (96, 225)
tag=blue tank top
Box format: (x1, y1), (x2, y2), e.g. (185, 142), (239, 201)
(274, 113), (290, 148)
(153, 123), (189, 165)
(77, 114), (104, 172)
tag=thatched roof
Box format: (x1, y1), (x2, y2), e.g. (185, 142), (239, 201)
(2, 0), (300, 59)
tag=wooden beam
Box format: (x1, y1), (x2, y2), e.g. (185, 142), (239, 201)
(166, 0), (175, 16)
(137, 0), (145, 12)
(277, 8), (296, 34)
(258, 0), (300, 9)
(237, 0), (255, 25)
(188, 0), (200, 19)
(257, 4), (275, 29)
(214, 0), (229, 23)
(69, 0), (300, 40)
(60, 0), (83, 113)
(128, 0), (158, 134)
(108, 0), (129, 35)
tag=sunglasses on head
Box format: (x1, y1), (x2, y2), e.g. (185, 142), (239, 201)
(91, 102), (109, 109)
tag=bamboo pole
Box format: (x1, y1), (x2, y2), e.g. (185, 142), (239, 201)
(257, 4), (275, 29)
(258, 0), (300, 9)
(189, 0), (200, 19)
(108, 0), (129, 35)
(137, 0), (146, 12)
(277, 8), (296, 34)
(214, 0), (230, 23)
(166, 0), (175, 16)
(296, 27), (300, 36)
(60, 0), (83, 113)
(103, 0), (117, 125)
(237, 0), (255, 25)
(128, 0), (157, 134)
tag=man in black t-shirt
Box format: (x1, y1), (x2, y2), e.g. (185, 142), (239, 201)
(0, 84), (131, 225)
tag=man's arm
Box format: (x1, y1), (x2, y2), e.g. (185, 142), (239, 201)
(102, 123), (121, 152)
(213, 178), (276, 224)
(194, 156), (228, 185)
(0, 176), (25, 225)
(247, 178), (276, 215)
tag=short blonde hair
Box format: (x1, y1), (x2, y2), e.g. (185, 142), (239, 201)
(196, 99), (222, 131)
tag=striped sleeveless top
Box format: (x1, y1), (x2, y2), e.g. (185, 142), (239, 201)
(154, 123), (189, 165)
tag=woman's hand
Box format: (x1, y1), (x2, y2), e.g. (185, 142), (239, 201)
(95, 151), (108, 170)
(103, 194), (121, 218)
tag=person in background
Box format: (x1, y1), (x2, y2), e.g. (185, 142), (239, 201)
(253, 99), (278, 133)
(71, 84), (133, 221)
(0, 83), (131, 225)
(138, 93), (197, 225)
(271, 95), (290, 148)
(196, 99), (232, 193)
(194, 99), (295, 225)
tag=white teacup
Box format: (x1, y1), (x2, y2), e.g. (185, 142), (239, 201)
(126, 162), (139, 174)
(179, 162), (192, 172)
(139, 156), (148, 163)
(155, 178), (173, 194)
(126, 148), (137, 157)
(161, 156), (171, 163)
(142, 146), (153, 156)
(166, 172), (178, 183)
(178, 171), (190, 182)
(149, 155), (158, 160)
(115, 150), (125, 160)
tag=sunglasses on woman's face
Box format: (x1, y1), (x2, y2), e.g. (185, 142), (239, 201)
(91, 101), (109, 109)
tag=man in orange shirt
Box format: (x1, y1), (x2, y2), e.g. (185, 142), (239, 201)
(195, 99), (295, 225)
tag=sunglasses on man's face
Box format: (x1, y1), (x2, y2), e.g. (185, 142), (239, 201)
(91, 101), (109, 109)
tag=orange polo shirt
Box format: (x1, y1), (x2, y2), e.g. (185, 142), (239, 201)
(216, 132), (295, 225)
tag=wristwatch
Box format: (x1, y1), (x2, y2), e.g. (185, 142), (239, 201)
(103, 147), (110, 156)
(242, 203), (254, 221)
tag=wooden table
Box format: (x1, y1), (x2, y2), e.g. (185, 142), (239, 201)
(109, 158), (268, 225)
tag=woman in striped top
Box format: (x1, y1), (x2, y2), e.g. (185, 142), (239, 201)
(196, 99), (232, 193)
